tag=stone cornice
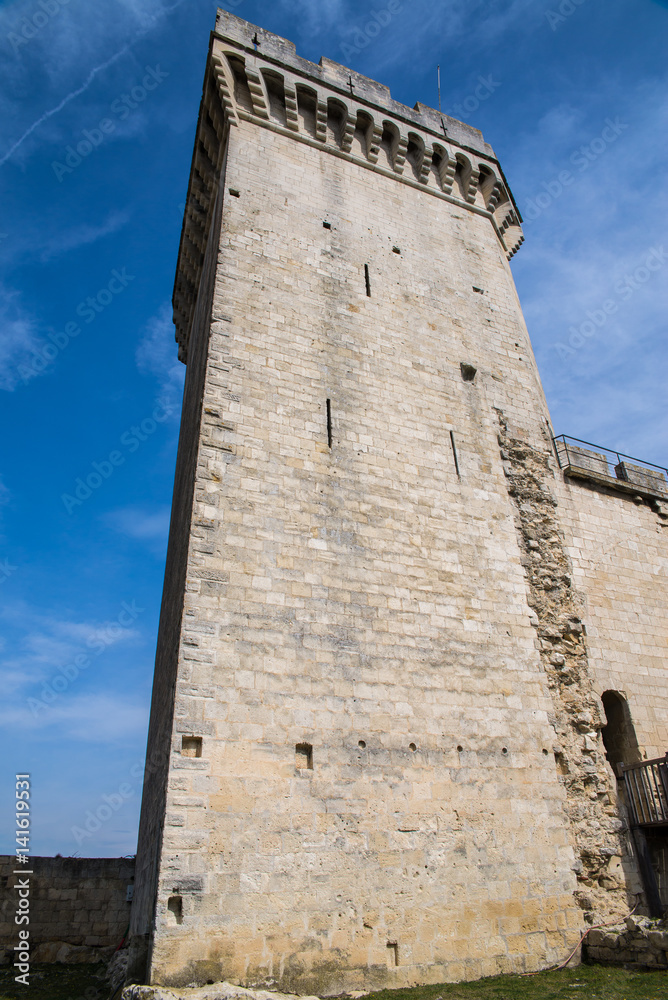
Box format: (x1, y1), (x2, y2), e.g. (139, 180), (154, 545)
(172, 11), (524, 363)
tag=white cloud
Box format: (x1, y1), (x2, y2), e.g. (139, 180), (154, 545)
(0, 285), (42, 392)
(322, 0), (548, 81)
(471, 0), (541, 45)
(510, 75), (668, 464)
(39, 208), (130, 262)
(135, 301), (185, 415)
(0, 0), (187, 167)
(0, 602), (142, 693)
(103, 505), (171, 557)
(0, 208), (130, 389)
(275, 0), (349, 38)
(105, 504), (170, 541)
(0, 690), (149, 741)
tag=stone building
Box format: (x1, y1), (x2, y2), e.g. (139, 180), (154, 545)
(127, 9), (668, 992)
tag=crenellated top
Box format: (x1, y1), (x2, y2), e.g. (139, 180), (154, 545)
(173, 10), (524, 362)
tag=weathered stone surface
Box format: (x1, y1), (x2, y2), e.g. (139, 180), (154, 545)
(586, 917), (668, 968)
(495, 417), (651, 929)
(31, 941), (114, 963)
(127, 8), (668, 996)
(0, 855), (134, 959)
(123, 983), (321, 1000)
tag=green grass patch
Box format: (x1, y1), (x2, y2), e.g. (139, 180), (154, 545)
(0, 962), (666, 1000)
(0, 962), (108, 1000)
(365, 964), (668, 1000)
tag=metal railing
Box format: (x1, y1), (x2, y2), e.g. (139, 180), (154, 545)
(622, 755), (668, 827)
(553, 435), (668, 497)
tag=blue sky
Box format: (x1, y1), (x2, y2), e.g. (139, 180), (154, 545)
(0, 0), (666, 857)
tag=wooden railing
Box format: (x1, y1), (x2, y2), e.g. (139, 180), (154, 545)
(622, 754), (668, 827)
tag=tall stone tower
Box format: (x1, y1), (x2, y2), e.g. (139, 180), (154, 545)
(129, 9), (662, 992)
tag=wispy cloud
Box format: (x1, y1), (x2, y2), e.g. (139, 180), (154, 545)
(511, 75), (668, 462)
(0, 285), (41, 391)
(0, 602), (141, 693)
(39, 208), (131, 261)
(0, 0), (187, 167)
(135, 301), (185, 415)
(310, 0), (547, 79)
(0, 41), (136, 167)
(275, 0), (349, 39)
(0, 690), (148, 741)
(103, 504), (171, 556)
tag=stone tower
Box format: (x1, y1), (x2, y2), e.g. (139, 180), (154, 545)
(129, 9), (668, 992)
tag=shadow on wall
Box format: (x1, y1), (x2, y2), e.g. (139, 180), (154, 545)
(601, 690), (643, 776)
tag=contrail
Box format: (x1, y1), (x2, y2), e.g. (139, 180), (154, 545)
(0, 0), (187, 169)
(0, 44), (133, 168)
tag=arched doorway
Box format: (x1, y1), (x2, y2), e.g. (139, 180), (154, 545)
(600, 690), (642, 774)
(601, 691), (667, 915)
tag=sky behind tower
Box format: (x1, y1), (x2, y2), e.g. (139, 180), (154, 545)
(0, 0), (666, 855)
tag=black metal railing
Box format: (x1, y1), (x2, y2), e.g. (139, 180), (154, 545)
(622, 755), (668, 827)
(553, 435), (668, 497)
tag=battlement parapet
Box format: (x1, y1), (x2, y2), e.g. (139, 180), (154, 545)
(214, 10), (492, 155)
(172, 10), (523, 361)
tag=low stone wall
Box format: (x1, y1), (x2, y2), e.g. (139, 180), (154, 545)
(586, 915), (668, 968)
(0, 855), (135, 963)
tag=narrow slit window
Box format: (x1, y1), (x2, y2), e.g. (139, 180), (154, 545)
(364, 263), (371, 297)
(296, 743), (313, 770)
(450, 430), (460, 478)
(326, 399), (332, 448)
(387, 942), (399, 967)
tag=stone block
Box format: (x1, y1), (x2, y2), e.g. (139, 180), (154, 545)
(615, 461), (668, 496)
(559, 443), (610, 477)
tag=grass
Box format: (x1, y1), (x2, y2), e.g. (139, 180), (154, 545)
(0, 962), (109, 1000)
(0, 962), (666, 1000)
(364, 964), (668, 1000)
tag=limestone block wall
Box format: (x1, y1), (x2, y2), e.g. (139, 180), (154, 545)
(140, 111), (586, 993)
(130, 12), (660, 993)
(129, 160), (229, 976)
(554, 478), (668, 760)
(0, 856), (135, 960)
